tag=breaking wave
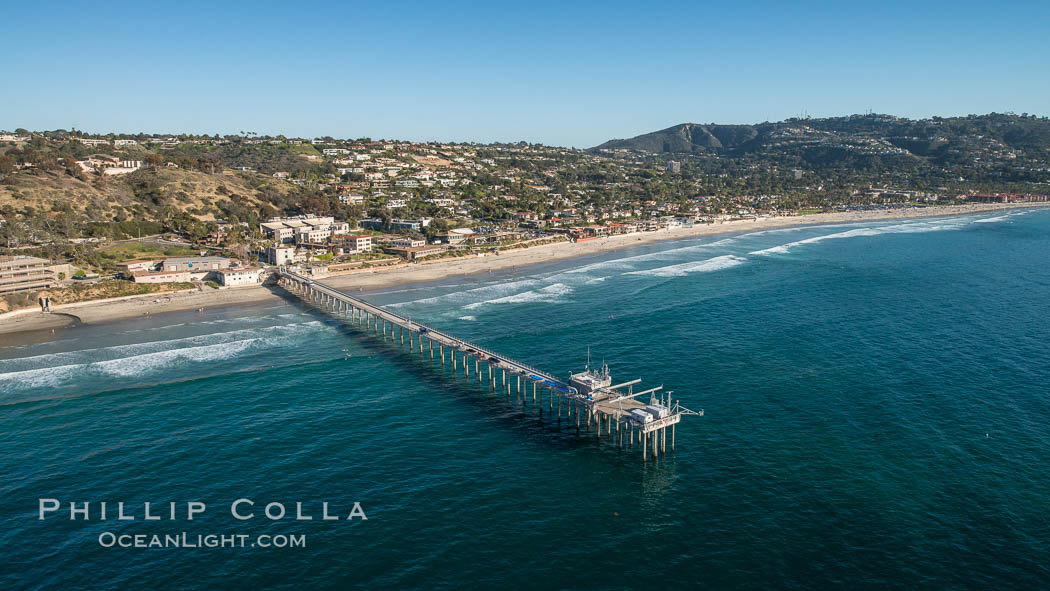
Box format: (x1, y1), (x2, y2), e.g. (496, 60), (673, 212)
(0, 321), (326, 393)
(388, 278), (544, 309)
(973, 211), (1030, 224)
(0, 321), (319, 374)
(749, 220), (972, 255)
(462, 283), (573, 309)
(95, 339), (260, 377)
(626, 255), (748, 278)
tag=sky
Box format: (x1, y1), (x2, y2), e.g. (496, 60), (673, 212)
(2, 0), (1048, 147)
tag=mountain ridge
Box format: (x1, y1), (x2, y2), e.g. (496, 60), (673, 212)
(592, 113), (1050, 154)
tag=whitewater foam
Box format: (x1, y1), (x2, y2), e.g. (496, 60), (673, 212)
(626, 255), (749, 278)
(95, 338), (260, 377)
(749, 219), (973, 255)
(462, 283), (574, 309)
(0, 321), (319, 374)
(972, 210), (1030, 224)
(388, 278), (544, 309)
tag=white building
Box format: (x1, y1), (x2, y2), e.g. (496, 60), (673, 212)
(391, 237), (426, 248)
(261, 216), (347, 244)
(336, 193), (365, 205)
(266, 246), (296, 265)
(217, 267), (262, 286)
(296, 228), (331, 244)
(336, 235), (372, 254)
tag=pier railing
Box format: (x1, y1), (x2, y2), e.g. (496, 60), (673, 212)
(275, 267), (691, 461)
(278, 269), (571, 390)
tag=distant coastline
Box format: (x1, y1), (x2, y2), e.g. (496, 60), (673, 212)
(2, 202), (1047, 338)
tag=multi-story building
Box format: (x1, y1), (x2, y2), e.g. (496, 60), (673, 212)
(0, 256), (56, 294)
(295, 228), (331, 244)
(386, 245), (445, 261)
(359, 218), (431, 232)
(266, 246), (297, 266)
(260, 222), (296, 243)
(391, 238), (426, 248)
(333, 235), (372, 254)
(260, 216), (349, 244)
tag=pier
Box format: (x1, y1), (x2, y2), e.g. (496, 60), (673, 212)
(276, 268), (701, 460)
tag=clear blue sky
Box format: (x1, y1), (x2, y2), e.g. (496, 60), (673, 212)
(2, 0), (1047, 147)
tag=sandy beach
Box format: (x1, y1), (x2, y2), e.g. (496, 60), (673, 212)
(2, 202), (1046, 337)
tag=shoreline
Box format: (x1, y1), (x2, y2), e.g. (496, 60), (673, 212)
(1, 202), (1046, 337)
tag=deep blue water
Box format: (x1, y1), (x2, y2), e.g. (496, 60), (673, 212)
(2, 208), (1050, 589)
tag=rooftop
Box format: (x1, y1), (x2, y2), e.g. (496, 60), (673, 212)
(163, 256), (230, 264)
(0, 255), (51, 269)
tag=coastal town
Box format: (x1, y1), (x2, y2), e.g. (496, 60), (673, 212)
(1, 114), (1049, 316)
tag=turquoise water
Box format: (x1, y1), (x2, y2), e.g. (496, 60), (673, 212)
(3, 208), (1050, 589)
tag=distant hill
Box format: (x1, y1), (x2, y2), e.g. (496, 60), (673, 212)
(593, 113), (1050, 155)
(595, 123), (767, 153)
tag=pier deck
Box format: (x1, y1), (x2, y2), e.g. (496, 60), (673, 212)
(276, 268), (698, 460)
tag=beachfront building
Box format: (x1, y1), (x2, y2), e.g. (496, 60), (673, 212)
(130, 270), (193, 284)
(434, 233), (466, 245)
(117, 259), (156, 277)
(332, 235), (372, 254)
(216, 267), (262, 286)
(391, 237), (426, 248)
(160, 257), (231, 272)
(385, 245), (445, 261)
(0, 255), (57, 294)
(266, 246), (297, 265)
(122, 256), (261, 285)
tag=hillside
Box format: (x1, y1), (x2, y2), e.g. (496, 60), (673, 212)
(0, 167), (295, 222)
(593, 113), (1050, 158)
(596, 123), (767, 153)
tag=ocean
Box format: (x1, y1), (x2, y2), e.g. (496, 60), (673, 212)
(2, 208), (1049, 589)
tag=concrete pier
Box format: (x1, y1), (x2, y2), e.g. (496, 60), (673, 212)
(276, 269), (699, 460)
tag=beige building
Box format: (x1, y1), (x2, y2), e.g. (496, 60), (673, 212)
(117, 259), (156, 277)
(387, 245), (445, 261)
(266, 246), (297, 265)
(390, 237), (426, 248)
(0, 256), (57, 294)
(132, 270), (193, 284)
(260, 216), (349, 244)
(160, 257), (231, 272)
(334, 235), (372, 254)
